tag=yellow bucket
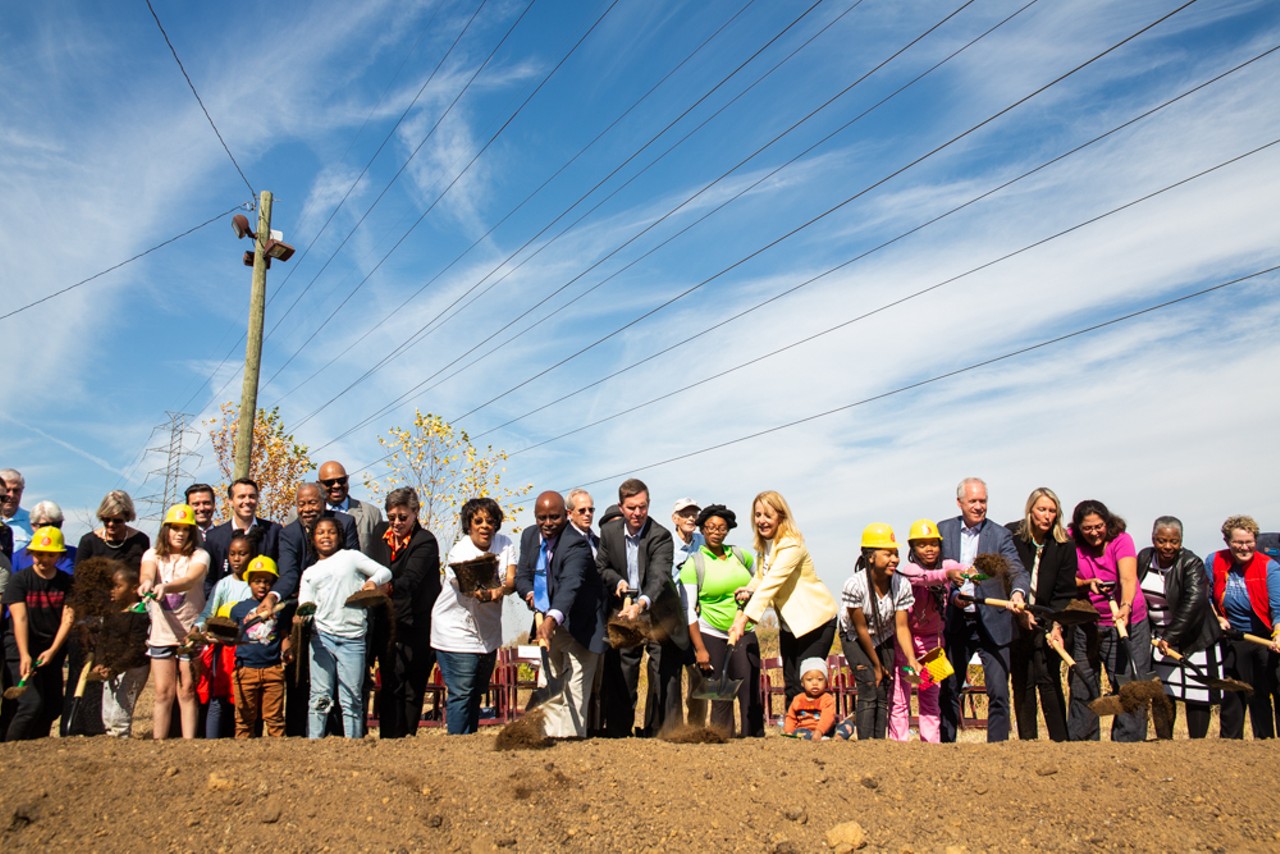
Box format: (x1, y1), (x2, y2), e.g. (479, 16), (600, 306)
(921, 647), (954, 682)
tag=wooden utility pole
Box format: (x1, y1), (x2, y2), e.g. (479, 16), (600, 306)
(233, 189), (272, 481)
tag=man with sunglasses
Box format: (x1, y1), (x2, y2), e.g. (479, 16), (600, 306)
(317, 461), (382, 554)
(565, 488), (599, 557)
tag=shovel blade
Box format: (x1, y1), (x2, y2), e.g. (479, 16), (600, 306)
(691, 673), (743, 701)
(525, 645), (566, 711)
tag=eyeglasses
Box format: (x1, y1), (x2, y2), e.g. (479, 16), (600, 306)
(387, 512), (415, 523)
(574, 506), (595, 514)
(321, 477), (349, 487)
(101, 517), (127, 526)
(702, 524), (729, 534)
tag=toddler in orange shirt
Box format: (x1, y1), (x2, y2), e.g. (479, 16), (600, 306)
(783, 657), (836, 739)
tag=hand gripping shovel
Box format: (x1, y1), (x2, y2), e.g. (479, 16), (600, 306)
(1150, 638), (1252, 694)
(4, 657), (45, 699)
(691, 643), (744, 701)
(65, 655), (96, 733)
(971, 596), (1099, 627)
(525, 613), (566, 712)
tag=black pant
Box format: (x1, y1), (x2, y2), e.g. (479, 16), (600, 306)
(841, 635), (892, 740)
(376, 630), (433, 738)
(1220, 638), (1277, 739)
(701, 632), (764, 737)
(4, 651), (65, 741)
(1168, 700), (1212, 739)
(778, 619), (837, 710)
(1010, 626), (1068, 742)
(600, 637), (684, 737)
(61, 635), (105, 737)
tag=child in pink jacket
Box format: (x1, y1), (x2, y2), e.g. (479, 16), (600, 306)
(890, 519), (965, 742)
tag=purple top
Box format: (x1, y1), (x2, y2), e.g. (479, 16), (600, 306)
(1076, 531), (1145, 627)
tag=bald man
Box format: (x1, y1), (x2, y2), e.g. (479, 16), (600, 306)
(285, 461), (382, 552)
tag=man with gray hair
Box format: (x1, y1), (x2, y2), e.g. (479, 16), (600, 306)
(0, 469), (31, 553)
(565, 488), (599, 557)
(939, 476), (1029, 743)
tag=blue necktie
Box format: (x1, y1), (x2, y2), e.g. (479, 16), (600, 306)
(533, 540), (551, 613)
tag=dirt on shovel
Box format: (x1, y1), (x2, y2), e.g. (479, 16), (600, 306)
(344, 588), (390, 609)
(495, 708), (553, 751)
(205, 616), (240, 643)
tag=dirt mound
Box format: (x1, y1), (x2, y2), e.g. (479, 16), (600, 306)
(659, 724), (728, 744)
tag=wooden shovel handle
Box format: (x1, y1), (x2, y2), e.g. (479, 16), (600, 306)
(74, 655), (95, 699)
(976, 597), (1014, 609)
(1107, 599), (1130, 639)
(1152, 638), (1184, 661)
(1046, 634), (1075, 668)
(1239, 631), (1275, 650)
(534, 612), (547, 648)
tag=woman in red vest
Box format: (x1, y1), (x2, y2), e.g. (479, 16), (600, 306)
(1205, 514), (1280, 739)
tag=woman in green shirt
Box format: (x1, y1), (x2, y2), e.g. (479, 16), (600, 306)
(679, 504), (763, 737)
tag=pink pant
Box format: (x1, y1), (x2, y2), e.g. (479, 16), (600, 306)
(889, 633), (941, 743)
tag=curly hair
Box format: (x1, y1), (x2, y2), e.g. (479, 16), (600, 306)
(1070, 499), (1126, 550)
(1221, 514), (1260, 541)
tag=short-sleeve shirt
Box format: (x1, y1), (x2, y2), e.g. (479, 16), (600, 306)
(1, 567), (73, 647)
(1076, 532), (1146, 627)
(839, 569), (913, 643)
(230, 598), (286, 668)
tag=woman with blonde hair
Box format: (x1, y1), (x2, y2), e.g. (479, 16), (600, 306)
(728, 491), (838, 708)
(75, 490), (150, 572)
(1006, 487), (1077, 741)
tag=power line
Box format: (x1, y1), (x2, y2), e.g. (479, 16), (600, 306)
(0, 203), (248, 322)
(144, 0), (256, 199)
(569, 264), (1278, 488)
(260, 0), (546, 387)
(502, 132), (1280, 456)
(267, 0), (760, 408)
(279, 0), (838, 422)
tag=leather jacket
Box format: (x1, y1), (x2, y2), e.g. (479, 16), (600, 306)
(1137, 546), (1220, 654)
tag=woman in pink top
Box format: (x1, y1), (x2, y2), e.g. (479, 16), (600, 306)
(1066, 499), (1152, 742)
(890, 519), (964, 742)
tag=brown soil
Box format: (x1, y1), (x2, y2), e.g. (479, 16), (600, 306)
(345, 589), (391, 609)
(3, 733), (1280, 851)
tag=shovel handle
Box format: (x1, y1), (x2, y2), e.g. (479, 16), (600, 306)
(974, 597), (1014, 609)
(1046, 634), (1075, 668)
(1152, 638), (1184, 661)
(534, 612), (548, 648)
(1107, 599), (1130, 639)
(1237, 631), (1275, 650)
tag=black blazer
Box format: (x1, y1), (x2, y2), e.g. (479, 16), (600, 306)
(203, 518), (280, 595)
(1137, 546), (1220, 655)
(1006, 522), (1078, 615)
(273, 511), (359, 602)
(367, 521), (441, 631)
(516, 525), (607, 655)
(596, 517), (688, 650)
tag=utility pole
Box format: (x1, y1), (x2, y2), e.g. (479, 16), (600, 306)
(233, 190), (272, 481)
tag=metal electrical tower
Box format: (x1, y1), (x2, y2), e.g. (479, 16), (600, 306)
(137, 411), (203, 519)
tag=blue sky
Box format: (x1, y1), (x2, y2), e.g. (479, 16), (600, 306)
(4, 0), (1279, 597)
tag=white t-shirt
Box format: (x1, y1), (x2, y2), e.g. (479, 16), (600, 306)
(431, 533), (518, 654)
(298, 549), (392, 639)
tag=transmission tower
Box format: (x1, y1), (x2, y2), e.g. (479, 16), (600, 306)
(137, 412), (203, 519)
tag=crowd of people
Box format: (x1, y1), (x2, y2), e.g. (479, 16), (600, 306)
(1, 464), (1278, 744)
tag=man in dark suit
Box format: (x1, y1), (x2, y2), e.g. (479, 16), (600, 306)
(515, 490), (606, 738)
(202, 477), (280, 596)
(184, 483), (217, 545)
(595, 478), (690, 737)
(939, 477), (1030, 743)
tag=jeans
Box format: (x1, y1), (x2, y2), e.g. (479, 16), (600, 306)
(309, 633), (366, 739)
(102, 665), (149, 738)
(435, 649), (497, 735)
(842, 635), (893, 740)
(1067, 617), (1153, 742)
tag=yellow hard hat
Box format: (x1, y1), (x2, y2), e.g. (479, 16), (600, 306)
(860, 522), (900, 551)
(244, 555), (278, 579)
(216, 603), (235, 620)
(163, 504), (197, 526)
(28, 526), (67, 553)
(908, 518), (942, 543)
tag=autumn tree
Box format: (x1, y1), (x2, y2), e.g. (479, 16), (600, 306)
(207, 402), (315, 523)
(364, 409), (532, 549)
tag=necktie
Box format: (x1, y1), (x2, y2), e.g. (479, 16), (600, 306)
(534, 540), (551, 613)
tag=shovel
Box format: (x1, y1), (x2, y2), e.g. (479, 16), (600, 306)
(1222, 626), (1279, 651)
(970, 596), (1100, 627)
(691, 643), (743, 701)
(128, 592), (158, 614)
(525, 613), (566, 712)
(3, 657), (45, 699)
(1150, 639), (1252, 694)
(1106, 600), (1145, 687)
(64, 655), (96, 734)
(1045, 630), (1076, 669)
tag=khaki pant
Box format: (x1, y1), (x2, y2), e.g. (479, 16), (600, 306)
(542, 631), (600, 739)
(234, 664), (286, 738)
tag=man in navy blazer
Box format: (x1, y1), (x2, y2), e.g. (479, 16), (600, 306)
(939, 477), (1030, 743)
(202, 477), (280, 596)
(515, 490), (606, 738)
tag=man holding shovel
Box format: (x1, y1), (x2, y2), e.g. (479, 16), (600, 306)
(516, 491), (606, 738)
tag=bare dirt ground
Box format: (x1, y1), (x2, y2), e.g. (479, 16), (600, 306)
(4, 729), (1280, 852)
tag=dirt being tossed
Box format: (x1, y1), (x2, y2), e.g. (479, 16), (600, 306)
(344, 588), (390, 609)
(494, 708), (552, 751)
(973, 552), (1012, 596)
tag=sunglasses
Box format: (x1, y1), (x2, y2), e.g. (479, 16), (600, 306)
(101, 517), (127, 526)
(320, 477), (349, 487)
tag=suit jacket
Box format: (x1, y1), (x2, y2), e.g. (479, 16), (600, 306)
(940, 516), (1029, 647)
(1137, 546), (1219, 654)
(516, 525), (607, 654)
(203, 518), (280, 596)
(1006, 522), (1078, 614)
(273, 511), (359, 602)
(745, 535), (838, 639)
(286, 497), (382, 554)
(596, 518), (688, 650)
(367, 521), (441, 631)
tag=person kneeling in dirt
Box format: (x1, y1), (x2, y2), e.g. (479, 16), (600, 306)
(784, 658), (836, 740)
(515, 491), (607, 738)
(230, 556), (292, 738)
